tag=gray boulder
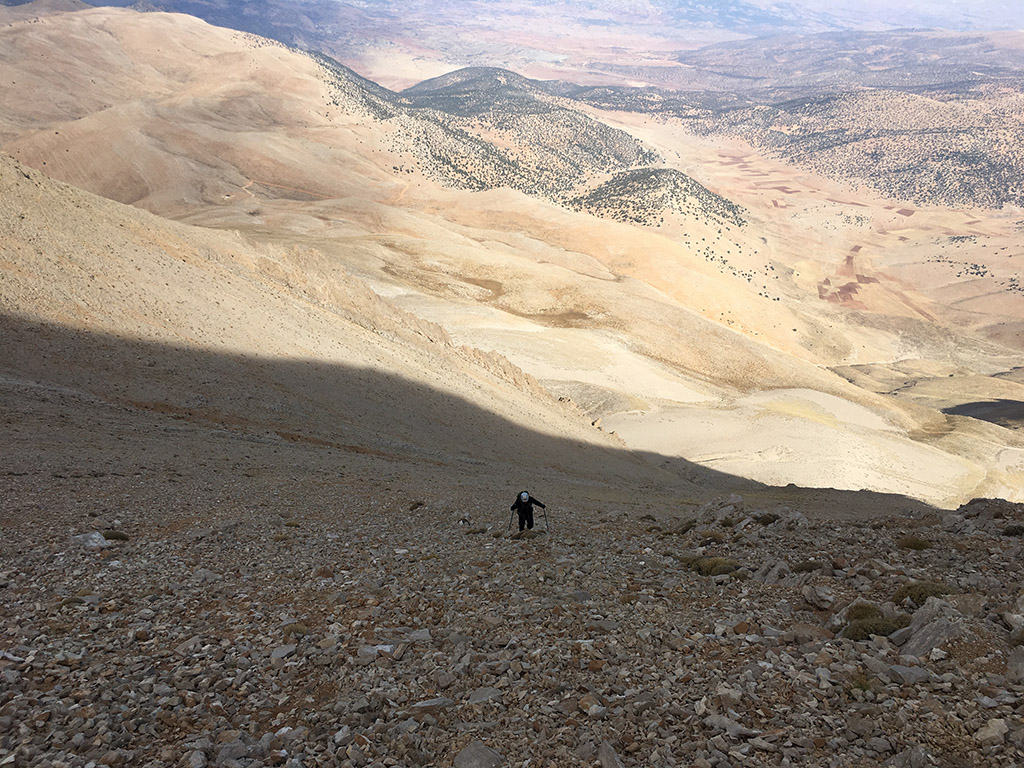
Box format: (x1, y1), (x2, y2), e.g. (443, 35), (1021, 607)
(597, 741), (626, 768)
(71, 531), (108, 551)
(454, 740), (504, 768)
(899, 598), (967, 659)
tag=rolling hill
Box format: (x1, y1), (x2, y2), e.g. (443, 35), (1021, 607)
(1, 4), (1022, 512)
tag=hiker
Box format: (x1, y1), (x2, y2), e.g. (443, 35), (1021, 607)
(511, 491), (545, 531)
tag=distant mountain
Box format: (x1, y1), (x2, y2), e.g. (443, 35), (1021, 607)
(566, 168), (747, 228)
(395, 67), (661, 195)
(560, 30), (1024, 209)
(316, 59), (740, 224)
(47, 0), (1024, 48)
(13, 0), (1016, 99)
(587, 29), (1024, 95)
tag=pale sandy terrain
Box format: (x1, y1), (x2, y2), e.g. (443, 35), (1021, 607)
(1, 5), (1022, 508)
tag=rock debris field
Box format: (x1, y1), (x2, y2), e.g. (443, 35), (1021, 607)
(3, 485), (1024, 768)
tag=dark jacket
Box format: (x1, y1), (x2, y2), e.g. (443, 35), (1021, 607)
(511, 493), (545, 513)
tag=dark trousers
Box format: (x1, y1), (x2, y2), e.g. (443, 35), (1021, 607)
(518, 509), (534, 531)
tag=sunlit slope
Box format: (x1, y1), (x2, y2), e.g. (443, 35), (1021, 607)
(0, 8), (405, 215)
(0, 7), (863, 387)
(2, 6), (1022, 506)
(1, 154), (674, 486)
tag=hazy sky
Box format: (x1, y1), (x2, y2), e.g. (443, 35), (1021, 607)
(749, 0), (1024, 30)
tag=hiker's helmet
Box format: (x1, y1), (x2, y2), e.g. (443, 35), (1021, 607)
(520, 492), (529, 502)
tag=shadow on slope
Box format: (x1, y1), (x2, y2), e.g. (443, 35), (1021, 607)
(943, 400), (1024, 430)
(1, 313), (940, 519)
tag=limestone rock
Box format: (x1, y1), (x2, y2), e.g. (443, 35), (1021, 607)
(597, 741), (625, 768)
(779, 623), (833, 645)
(704, 714), (759, 740)
(454, 740), (504, 768)
(887, 664), (931, 685)
(885, 745), (932, 768)
(976, 718), (1008, 746)
(71, 531), (109, 551)
(411, 697), (455, 715)
(467, 687), (503, 706)
(1006, 647), (1024, 684)
(900, 598), (967, 659)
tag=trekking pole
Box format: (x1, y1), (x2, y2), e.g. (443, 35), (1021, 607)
(543, 505), (550, 532)
(507, 508), (515, 532)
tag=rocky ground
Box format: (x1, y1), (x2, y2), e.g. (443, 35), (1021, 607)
(3, 471), (1024, 768)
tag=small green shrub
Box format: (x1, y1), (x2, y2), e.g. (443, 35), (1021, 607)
(892, 581), (949, 605)
(843, 614), (911, 641)
(284, 520), (301, 528)
(755, 513), (781, 526)
(843, 669), (879, 693)
(896, 535), (932, 551)
(690, 557), (740, 576)
(1002, 524), (1024, 538)
(845, 603), (884, 622)
(102, 530), (129, 541)
(696, 529), (726, 546)
(793, 560), (824, 573)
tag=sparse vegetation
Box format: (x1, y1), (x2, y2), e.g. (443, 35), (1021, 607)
(565, 167), (746, 228)
(842, 669), (880, 694)
(893, 581), (950, 606)
(1002, 524), (1024, 537)
(843, 613), (912, 641)
(845, 602), (884, 622)
(696, 529), (726, 546)
(897, 534), (932, 551)
(690, 556), (741, 576)
(671, 519), (697, 536)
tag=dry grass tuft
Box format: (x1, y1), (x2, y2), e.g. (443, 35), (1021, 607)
(892, 580), (950, 606)
(843, 614), (911, 641)
(896, 534), (932, 551)
(690, 557), (741, 576)
(696, 529), (726, 546)
(845, 602), (884, 622)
